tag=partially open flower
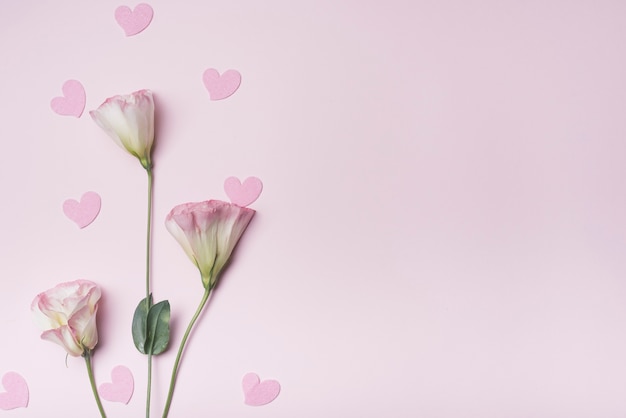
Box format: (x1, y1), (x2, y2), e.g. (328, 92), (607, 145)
(165, 200), (255, 289)
(90, 89), (155, 169)
(31, 280), (101, 357)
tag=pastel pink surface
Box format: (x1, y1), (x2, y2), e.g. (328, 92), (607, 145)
(115, 3), (154, 36)
(0, 372), (28, 410)
(62, 191), (101, 228)
(5, 1), (626, 416)
(202, 69), (242, 100)
(242, 373), (280, 406)
(50, 80), (86, 118)
(224, 176), (263, 207)
(98, 366), (134, 404)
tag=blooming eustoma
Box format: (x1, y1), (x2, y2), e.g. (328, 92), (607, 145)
(165, 200), (255, 289)
(161, 200), (255, 417)
(31, 279), (101, 357)
(31, 280), (107, 417)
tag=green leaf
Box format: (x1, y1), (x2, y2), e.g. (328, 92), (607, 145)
(132, 296), (171, 355)
(132, 295), (152, 354)
(146, 300), (171, 355)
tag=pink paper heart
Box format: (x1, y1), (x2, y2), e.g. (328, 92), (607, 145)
(0, 372), (29, 410)
(63, 191), (102, 229)
(242, 373), (280, 406)
(115, 3), (154, 36)
(202, 69), (242, 100)
(224, 176), (263, 207)
(50, 80), (86, 118)
(98, 366), (134, 404)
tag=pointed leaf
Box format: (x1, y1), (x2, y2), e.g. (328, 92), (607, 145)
(132, 295), (152, 354)
(146, 300), (170, 355)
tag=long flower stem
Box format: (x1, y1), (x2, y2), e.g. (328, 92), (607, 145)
(145, 166), (153, 301)
(84, 350), (107, 418)
(146, 353), (153, 418)
(162, 287), (211, 418)
(145, 166), (154, 418)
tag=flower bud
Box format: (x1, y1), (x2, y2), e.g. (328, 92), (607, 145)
(90, 89), (155, 169)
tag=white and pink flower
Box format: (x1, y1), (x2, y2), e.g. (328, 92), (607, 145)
(31, 280), (101, 357)
(90, 89), (155, 169)
(165, 200), (255, 288)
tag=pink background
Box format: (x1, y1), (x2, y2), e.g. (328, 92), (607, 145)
(2, 0), (626, 416)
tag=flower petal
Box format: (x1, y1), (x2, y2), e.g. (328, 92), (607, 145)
(90, 89), (155, 168)
(41, 326), (84, 357)
(165, 200), (255, 287)
(31, 280), (101, 356)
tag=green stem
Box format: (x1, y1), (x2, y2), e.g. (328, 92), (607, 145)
(84, 350), (107, 418)
(146, 353), (153, 418)
(162, 286), (211, 418)
(145, 166), (153, 303)
(145, 166), (154, 418)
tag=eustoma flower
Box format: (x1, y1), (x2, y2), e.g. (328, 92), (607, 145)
(31, 280), (101, 357)
(90, 89), (155, 170)
(165, 200), (255, 289)
(31, 280), (107, 417)
(162, 200), (254, 417)
(91, 89), (161, 417)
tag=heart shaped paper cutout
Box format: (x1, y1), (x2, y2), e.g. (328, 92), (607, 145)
(63, 191), (102, 228)
(0, 372), (29, 410)
(203, 69), (241, 100)
(242, 373), (280, 406)
(50, 80), (86, 118)
(224, 176), (263, 207)
(115, 3), (154, 36)
(98, 366), (134, 404)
